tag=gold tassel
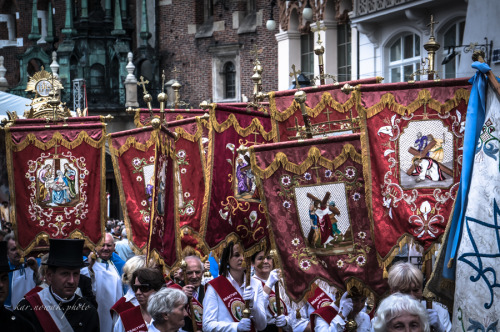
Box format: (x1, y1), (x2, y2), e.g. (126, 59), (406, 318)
(447, 258), (454, 269)
(383, 266), (388, 279)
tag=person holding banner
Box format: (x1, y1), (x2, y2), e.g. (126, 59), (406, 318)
(311, 287), (371, 332)
(202, 241), (267, 331)
(387, 263), (451, 332)
(113, 267), (165, 332)
(251, 250), (292, 331)
(179, 255), (206, 332)
(14, 238), (99, 332)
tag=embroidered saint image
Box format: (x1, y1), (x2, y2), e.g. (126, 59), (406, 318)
(37, 159), (79, 207)
(294, 183), (354, 254)
(398, 120), (454, 189)
(231, 148), (260, 203)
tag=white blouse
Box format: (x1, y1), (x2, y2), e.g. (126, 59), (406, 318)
(202, 274), (267, 332)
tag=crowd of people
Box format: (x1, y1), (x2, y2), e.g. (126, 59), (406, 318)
(0, 228), (452, 332)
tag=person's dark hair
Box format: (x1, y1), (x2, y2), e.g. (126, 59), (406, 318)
(219, 241), (236, 277)
(132, 267), (165, 291)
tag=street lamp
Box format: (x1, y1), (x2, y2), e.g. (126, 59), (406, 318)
(266, 0), (314, 31)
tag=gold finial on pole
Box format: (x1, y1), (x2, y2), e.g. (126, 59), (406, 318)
(137, 76), (153, 118)
(408, 15), (441, 82)
(312, 21), (327, 85)
(157, 70), (167, 122)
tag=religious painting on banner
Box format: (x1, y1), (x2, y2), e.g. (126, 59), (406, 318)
(249, 134), (386, 302)
(360, 78), (471, 273)
(268, 77), (382, 141)
(109, 126), (159, 253)
(4, 116), (107, 254)
(131, 114), (209, 254)
(201, 104), (276, 255)
(147, 126), (181, 268)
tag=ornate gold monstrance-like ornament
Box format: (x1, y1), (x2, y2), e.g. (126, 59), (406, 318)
(24, 66), (71, 119)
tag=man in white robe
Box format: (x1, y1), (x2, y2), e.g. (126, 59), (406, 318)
(83, 232), (125, 332)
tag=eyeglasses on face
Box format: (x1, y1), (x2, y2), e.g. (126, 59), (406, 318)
(132, 283), (152, 293)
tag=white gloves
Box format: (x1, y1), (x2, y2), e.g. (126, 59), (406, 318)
(275, 314), (287, 327)
(243, 286), (255, 302)
(427, 309), (445, 332)
(237, 318), (252, 331)
(339, 292), (353, 319)
(265, 269), (280, 289)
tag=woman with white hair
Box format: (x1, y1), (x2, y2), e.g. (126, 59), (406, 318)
(387, 263), (451, 332)
(148, 287), (188, 332)
(372, 293), (429, 332)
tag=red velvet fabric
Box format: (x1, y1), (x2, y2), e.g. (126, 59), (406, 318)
(148, 127), (179, 267)
(203, 106), (274, 253)
(252, 134), (386, 301)
(110, 128), (156, 253)
(7, 122), (106, 253)
(362, 81), (470, 262)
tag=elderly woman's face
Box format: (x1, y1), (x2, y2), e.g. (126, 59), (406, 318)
(167, 301), (188, 330)
(387, 313), (423, 332)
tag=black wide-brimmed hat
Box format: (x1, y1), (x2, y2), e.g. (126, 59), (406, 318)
(0, 241), (16, 273)
(44, 239), (86, 268)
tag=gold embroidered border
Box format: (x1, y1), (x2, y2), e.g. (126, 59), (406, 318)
(249, 144), (362, 180)
(363, 88), (470, 118)
(134, 111), (144, 128)
(210, 108), (277, 141)
(8, 130), (106, 152)
(172, 118), (204, 143)
(268, 90), (360, 122)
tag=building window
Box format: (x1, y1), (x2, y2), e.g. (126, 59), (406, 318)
(442, 20), (465, 79)
(224, 62), (236, 99)
(205, 0), (214, 20)
(90, 63), (105, 94)
(338, 23), (351, 82)
(301, 32), (315, 80)
(388, 33), (421, 82)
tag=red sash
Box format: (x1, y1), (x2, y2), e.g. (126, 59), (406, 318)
(187, 296), (203, 330)
(310, 306), (338, 330)
(110, 296), (136, 317)
(208, 276), (255, 332)
(120, 306), (148, 332)
(25, 293), (60, 332)
(258, 280), (288, 316)
(307, 285), (334, 310)
(25, 286), (43, 298)
(166, 281), (183, 290)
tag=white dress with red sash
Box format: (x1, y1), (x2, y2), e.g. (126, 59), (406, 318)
(202, 274), (266, 332)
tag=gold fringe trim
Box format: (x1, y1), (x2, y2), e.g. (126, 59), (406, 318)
(377, 233), (441, 277)
(9, 130), (106, 152)
(210, 109), (277, 141)
(250, 144), (362, 180)
(438, 278), (455, 291)
(345, 277), (378, 300)
(134, 111), (144, 128)
(363, 88), (470, 118)
(172, 118), (204, 143)
(108, 130), (159, 157)
(268, 90), (359, 122)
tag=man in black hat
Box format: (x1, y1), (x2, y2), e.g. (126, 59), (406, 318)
(0, 241), (36, 331)
(14, 239), (99, 332)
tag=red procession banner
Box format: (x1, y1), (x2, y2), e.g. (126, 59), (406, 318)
(4, 116), (107, 254)
(201, 104), (276, 256)
(131, 111), (210, 255)
(268, 77), (382, 141)
(359, 78), (471, 273)
(146, 125), (180, 268)
(249, 134), (386, 302)
(109, 126), (158, 254)
(133, 108), (208, 127)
